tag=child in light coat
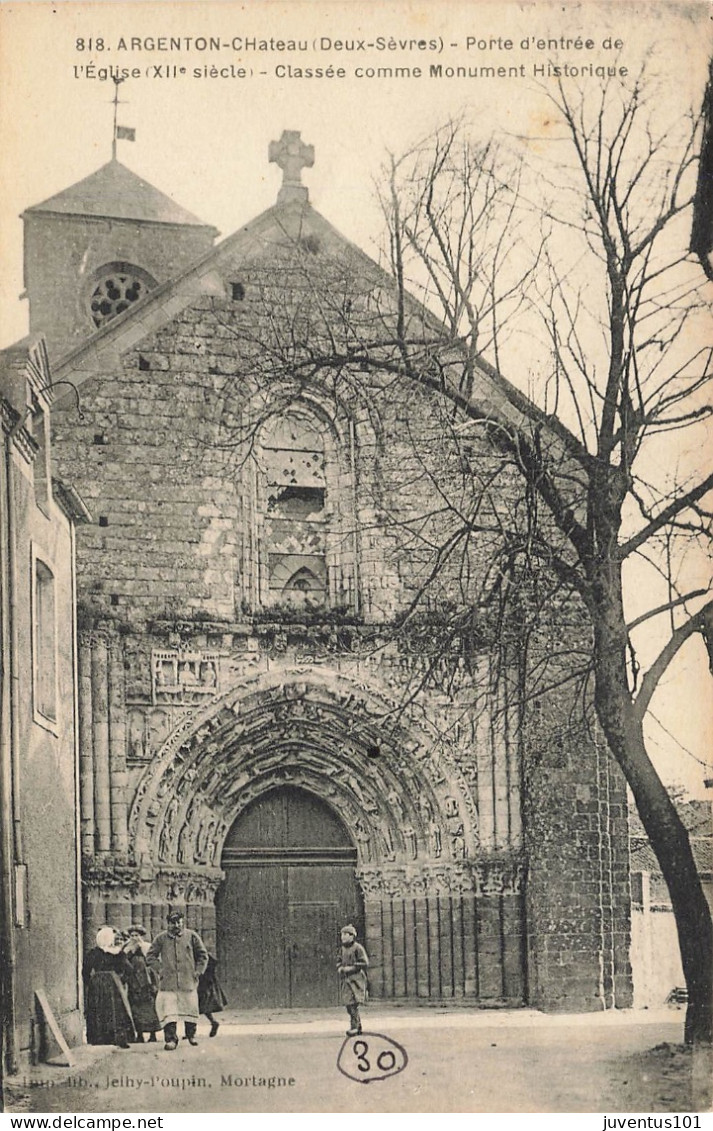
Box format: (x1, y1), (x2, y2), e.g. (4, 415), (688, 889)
(337, 924), (369, 1036)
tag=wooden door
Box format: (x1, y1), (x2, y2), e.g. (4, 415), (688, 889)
(288, 900), (339, 1007)
(216, 786), (362, 1009)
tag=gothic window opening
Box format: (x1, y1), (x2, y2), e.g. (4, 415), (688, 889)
(285, 566), (323, 594)
(240, 401), (359, 615)
(267, 484), (325, 518)
(274, 559), (327, 606)
(260, 411), (328, 609)
(87, 262), (157, 329)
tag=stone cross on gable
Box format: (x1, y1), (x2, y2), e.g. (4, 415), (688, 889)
(269, 130), (314, 204)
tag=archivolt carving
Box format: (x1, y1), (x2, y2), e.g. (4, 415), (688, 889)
(129, 666), (478, 874)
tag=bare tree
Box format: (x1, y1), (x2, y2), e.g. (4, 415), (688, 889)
(212, 75), (713, 1042)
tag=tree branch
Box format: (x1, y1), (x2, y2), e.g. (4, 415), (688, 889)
(633, 597), (713, 723)
(618, 471), (713, 559)
(627, 589), (709, 632)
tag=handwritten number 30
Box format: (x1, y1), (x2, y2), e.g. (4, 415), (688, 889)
(354, 1040), (398, 1073)
(337, 1033), (408, 1083)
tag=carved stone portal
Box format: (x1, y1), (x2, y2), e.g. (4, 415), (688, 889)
(129, 667), (480, 884)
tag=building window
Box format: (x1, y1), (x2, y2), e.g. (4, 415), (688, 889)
(33, 558), (57, 723)
(239, 400), (360, 615)
(86, 262), (157, 329)
(260, 411), (328, 609)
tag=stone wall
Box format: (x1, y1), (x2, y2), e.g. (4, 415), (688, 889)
(521, 617), (633, 1011)
(67, 608), (631, 1009)
(51, 264), (521, 629)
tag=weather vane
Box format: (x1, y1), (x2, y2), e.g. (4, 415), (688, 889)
(110, 76), (135, 161)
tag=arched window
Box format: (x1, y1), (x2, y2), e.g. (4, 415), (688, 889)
(240, 402), (359, 615)
(284, 567), (324, 597)
(261, 411), (329, 608)
(279, 562), (327, 606)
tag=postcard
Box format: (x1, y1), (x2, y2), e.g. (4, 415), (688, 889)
(0, 0), (711, 1118)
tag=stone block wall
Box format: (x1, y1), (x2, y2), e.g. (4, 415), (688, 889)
(51, 267), (525, 631)
(521, 649), (633, 1011)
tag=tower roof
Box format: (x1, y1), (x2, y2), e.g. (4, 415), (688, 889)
(24, 159), (215, 230)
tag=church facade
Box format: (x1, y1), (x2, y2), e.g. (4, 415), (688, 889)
(23, 132), (632, 1014)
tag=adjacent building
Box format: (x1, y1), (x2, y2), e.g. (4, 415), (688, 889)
(0, 338), (90, 1070)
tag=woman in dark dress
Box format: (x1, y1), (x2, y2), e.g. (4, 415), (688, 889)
(82, 927), (136, 1048)
(198, 954), (228, 1037)
(123, 925), (161, 1043)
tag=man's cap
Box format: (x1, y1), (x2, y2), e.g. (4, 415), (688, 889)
(341, 923), (357, 936)
(167, 909), (185, 923)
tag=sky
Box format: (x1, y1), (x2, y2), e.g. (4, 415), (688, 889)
(0, 0), (711, 794)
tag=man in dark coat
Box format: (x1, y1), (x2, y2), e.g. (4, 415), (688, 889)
(147, 910), (208, 1050)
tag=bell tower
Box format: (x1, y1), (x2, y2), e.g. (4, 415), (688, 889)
(22, 158), (218, 361)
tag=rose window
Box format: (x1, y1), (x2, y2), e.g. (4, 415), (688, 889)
(88, 264), (156, 328)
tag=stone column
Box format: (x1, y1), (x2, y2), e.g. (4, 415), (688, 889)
(83, 889), (108, 949)
(475, 659), (495, 850)
(201, 899), (217, 954)
(109, 637), (129, 857)
(78, 635), (95, 857)
(91, 635), (111, 854)
(505, 678), (523, 848)
(150, 902), (164, 940)
(491, 702), (511, 849)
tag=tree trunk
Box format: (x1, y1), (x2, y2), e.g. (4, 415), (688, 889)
(591, 573), (713, 1044)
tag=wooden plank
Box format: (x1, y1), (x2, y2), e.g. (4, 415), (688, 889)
(34, 990), (75, 1067)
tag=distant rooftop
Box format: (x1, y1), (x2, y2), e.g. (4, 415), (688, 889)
(630, 798), (713, 877)
(24, 159), (216, 230)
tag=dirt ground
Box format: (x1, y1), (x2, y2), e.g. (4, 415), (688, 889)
(5, 1006), (711, 1115)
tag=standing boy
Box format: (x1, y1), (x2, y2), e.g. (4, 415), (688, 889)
(337, 923), (369, 1036)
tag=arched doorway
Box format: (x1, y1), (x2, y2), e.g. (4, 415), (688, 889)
(216, 785), (363, 1008)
